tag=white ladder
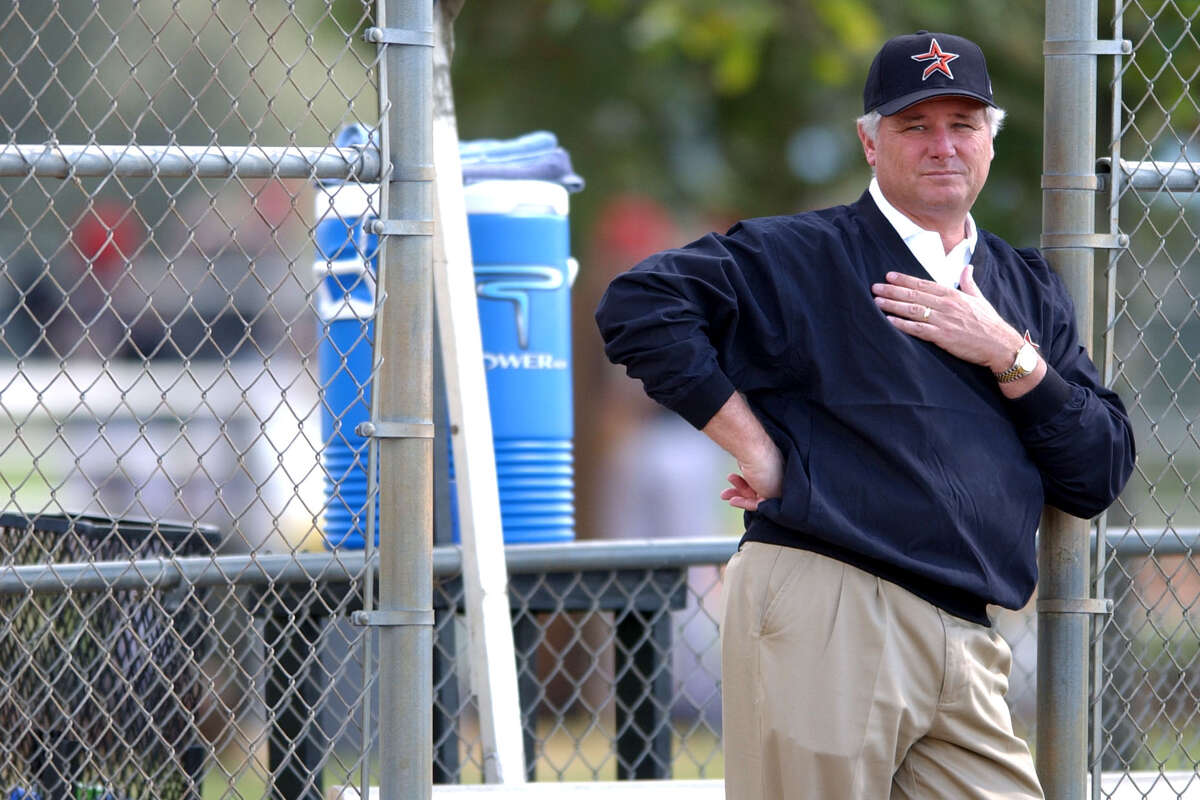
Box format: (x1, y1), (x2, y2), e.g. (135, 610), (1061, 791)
(429, 0), (526, 785)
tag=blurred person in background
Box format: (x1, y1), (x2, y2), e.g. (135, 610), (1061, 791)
(567, 194), (734, 720)
(596, 31), (1135, 800)
(1, 201), (142, 361)
(579, 193), (735, 544)
(0, 251), (62, 360)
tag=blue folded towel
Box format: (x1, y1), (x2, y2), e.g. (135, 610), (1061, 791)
(331, 126), (584, 193)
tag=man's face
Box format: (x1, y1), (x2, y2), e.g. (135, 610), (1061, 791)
(858, 96), (994, 228)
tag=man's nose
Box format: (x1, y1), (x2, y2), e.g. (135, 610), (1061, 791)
(929, 126), (956, 157)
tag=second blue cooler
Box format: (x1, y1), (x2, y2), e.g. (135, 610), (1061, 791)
(317, 129), (580, 548)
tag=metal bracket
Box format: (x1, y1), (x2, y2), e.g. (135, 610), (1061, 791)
(1040, 232), (1129, 250)
(1044, 39), (1132, 56)
(351, 609), (435, 627)
(1041, 174), (1101, 191)
(363, 27), (435, 47)
(391, 164), (436, 183)
(367, 219), (435, 237)
(356, 420), (435, 439)
(1038, 598), (1114, 615)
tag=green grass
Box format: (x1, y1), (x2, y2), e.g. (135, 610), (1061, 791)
(199, 715), (724, 797)
(446, 714), (723, 784)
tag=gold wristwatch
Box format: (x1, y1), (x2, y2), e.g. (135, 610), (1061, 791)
(994, 330), (1040, 383)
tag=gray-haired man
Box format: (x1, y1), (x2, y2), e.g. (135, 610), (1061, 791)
(596, 30), (1134, 799)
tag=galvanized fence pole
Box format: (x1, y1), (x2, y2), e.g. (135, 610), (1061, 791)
(1039, 0), (1102, 796)
(1091, 2), (1124, 794)
(371, 0), (435, 798)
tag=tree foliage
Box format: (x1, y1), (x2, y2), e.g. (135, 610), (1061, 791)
(450, 0), (1048, 246)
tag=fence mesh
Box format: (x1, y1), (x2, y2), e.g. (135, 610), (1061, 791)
(1, 0), (1192, 797)
(428, 564), (1039, 783)
(0, 1), (383, 797)
(1096, 0), (1200, 792)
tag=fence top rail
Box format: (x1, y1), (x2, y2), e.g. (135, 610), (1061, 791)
(0, 530), (1189, 597)
(0, 537), (741, 596)
(1096, 157), (1200, 192)
(494, 536), (739, 573)
(0, 549), (370, 595)
(0, 143), (382, 181)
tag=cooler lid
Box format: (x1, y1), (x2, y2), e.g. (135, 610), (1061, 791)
(463, 180), (569, 217)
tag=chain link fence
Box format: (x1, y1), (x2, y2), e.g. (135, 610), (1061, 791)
(431, 555), (1031, 783)
(1095, 0), (1200, 793)
(0, 1), (384, 797)
(0, 1), (1053, 797)
(1, 0), (1194, 798)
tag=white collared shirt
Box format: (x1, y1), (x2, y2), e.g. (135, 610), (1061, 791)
(868, 177), (976, 289)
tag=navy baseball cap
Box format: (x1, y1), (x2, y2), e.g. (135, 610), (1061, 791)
(863, 31), (996, 115)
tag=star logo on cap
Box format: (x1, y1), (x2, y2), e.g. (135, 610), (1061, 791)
(911, 38), (959, 81)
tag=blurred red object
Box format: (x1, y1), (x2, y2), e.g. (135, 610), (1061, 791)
(73, 201), (142, 274)
(592, 194), (680, 267)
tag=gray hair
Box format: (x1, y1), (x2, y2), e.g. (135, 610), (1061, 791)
(856, 105), (1007, 142)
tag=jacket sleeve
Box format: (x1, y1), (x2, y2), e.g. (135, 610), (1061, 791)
(594, 222), (785, 430)
(1005, 248), (1136, 518)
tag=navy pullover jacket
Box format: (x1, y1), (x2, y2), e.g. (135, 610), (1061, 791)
(595, 192), (1135, 624)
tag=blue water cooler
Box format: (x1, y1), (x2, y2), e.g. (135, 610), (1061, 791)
(317, 129), (581, 548)
(461, 178), (578, 543)
(315, 126), (379, 549)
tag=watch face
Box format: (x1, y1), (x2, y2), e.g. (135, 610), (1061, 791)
(1016, 342), (1039, 373)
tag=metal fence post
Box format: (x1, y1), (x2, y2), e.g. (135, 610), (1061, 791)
(1039, 0), (1100, 796)
(372, 0), (434, 798)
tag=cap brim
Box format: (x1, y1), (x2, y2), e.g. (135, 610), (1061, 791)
(874, 88), (996, 116)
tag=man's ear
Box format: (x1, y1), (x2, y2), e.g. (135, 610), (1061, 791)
(857, 123), (877, 167)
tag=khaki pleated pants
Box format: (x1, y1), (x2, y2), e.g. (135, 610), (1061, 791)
(720, 542), (1043, 800)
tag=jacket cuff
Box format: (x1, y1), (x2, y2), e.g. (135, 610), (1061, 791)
(670, 370), (737, 430)
(1007, 364), (1073, 428)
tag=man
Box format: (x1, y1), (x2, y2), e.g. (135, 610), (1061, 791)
(595, 31), (1134, 800)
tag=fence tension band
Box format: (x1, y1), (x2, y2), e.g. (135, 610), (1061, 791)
(1040, 232), (1129, 249)
(356, 420), (435, 439)
(1043, 39), (1132, 56)
(363, 27), (435, 47)
(1037, 598), (1113, 615)
(367, 219), (434, 237)
(1042, 173), (1101, 191)
(391, 164), (435, 183)
(351, 609), (435, 628)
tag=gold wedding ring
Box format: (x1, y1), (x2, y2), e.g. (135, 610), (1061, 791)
(921, 306), (932, 321)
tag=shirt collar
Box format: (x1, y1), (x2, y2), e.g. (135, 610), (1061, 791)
(868, 177), (977, 258)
